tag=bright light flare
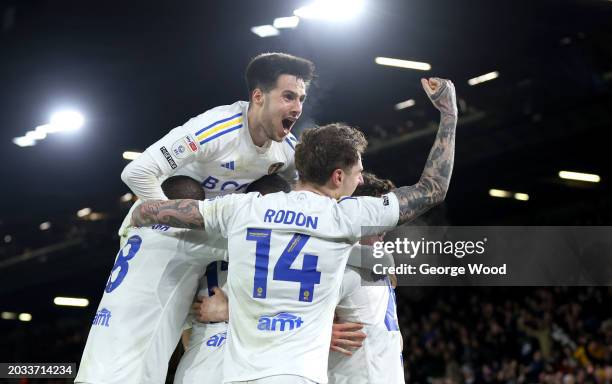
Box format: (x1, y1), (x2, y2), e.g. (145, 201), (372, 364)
(273, 16), (300, 29)
(53, 297), (89, 307)
(468, 71), (499, 86)
(489, 189), (512, 198)
(18, 313), (32, 322)
(1, 312), (17, 320)
(50, 110), (84, 132)
(13, 136), (36, 147)
(123, 151), (142, 161)
(120, 193), (134, 202)
(375, 57), (431, 71)
(514, 193), (530, 201)
(25, 130), (46, 140)
(294, 0), (364, 21)
(251, 25), (280, 38)
(558, 171), (600, 183)
(77, 208), (92, 218)
(394, 99), (416, 110)
(39, 221), (51, 231)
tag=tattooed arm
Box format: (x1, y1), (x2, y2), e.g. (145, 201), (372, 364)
(131, 199), (204, 230)
(392, 78), (458, 225)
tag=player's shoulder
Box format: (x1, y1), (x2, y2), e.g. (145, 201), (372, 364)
(184, 101), (247, 147)
(272, 131), (298, 157)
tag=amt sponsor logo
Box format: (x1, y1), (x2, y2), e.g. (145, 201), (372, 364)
(206, 331), (226, 348)
(92, 308), (111, 327)
(257, 312), (304, 332)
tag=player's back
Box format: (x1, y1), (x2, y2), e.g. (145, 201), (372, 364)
(328, 267), (404, 384)
(76, 225), (224, 384)
(200, 190), (399, 383)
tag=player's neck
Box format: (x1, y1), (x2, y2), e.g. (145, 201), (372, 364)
(247, 107), (269, 147)
(295, 181), (340, 199)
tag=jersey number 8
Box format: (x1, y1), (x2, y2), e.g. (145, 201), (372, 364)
(105, 235), (142, 293)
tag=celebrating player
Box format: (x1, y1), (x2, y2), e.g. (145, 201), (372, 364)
(120, 52), (315, 201)
(76, 176), (226, 384)
(328, 172), (404, 384)
(131, 77), (457, 384)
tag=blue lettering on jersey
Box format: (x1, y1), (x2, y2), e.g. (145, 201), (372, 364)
(92, 308), (112, 327)
(257, 312), (304, 332)
(202, 176), (220, 189)
(206, 331), (227, 348)
(263, 209), (318, 229)
(151, 224), (170, 231)
(202, 176), (249, 192)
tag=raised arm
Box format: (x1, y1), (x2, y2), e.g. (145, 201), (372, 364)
(392, 78), (457, 224)
(131, 199), (204, 229)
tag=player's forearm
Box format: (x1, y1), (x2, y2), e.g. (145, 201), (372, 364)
(131, 199), (204, 229)
(393, 87), (457, 225)
(121, 151), (167, 200)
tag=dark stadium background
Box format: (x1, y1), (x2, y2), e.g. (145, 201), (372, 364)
(1, 0), (610, 383)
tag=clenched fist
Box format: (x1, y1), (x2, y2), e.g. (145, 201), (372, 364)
(421, 77), (458, 116)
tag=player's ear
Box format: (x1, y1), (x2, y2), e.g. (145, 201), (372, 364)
(331, 169), (343, 187)
(252, 88), (265, 106)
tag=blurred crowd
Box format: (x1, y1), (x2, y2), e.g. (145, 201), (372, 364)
(399, 286), (612, 384)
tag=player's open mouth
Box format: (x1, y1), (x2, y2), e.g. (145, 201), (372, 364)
(282, 118), (296, 131)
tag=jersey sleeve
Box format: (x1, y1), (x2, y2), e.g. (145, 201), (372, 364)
(198, 194), (251, 238)
(121, 107), (243, 200)
(338, 193), (400, 239)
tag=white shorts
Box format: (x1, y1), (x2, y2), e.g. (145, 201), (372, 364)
(174, 323), (228, 384)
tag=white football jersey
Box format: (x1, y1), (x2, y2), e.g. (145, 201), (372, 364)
(328, 268), (404, 384)
(123, 100), (298, 200)
(175, 261), (229, 384)
(199, 190), (399, 383)
(76, 226), (226, 384)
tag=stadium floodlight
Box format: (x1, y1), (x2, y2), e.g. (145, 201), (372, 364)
(123, 151), (142, 160)
(39, 221), (51, 231)
(53, 297), (89, 307)
(375, 57), (431, 71)
(394, 99), (416, 110)
(558, 171), (600, 183)
(468, 71), (499, 86)
(13, 136), (36, 147)
(489, 189), (512, 198)
(25, 130), (47, 140)
(294, 0), (364, 21)
(273, 16), (300, 29)
(1, 312), (17, 320)
(18, 313), (32, 322)
(77, 207), (92, 218)
(49, 110), (84, 132)
(251, 25), (280, 38)
(513, 193), (530, 201)
(120, 193), (134, 202)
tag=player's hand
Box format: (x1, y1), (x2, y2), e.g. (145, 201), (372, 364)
(421, 77), (458, 116)
(192, 287), (229, 323)
(330, 322), (367, 356)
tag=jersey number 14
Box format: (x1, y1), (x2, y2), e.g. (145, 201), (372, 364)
(246, 229), (321, 302)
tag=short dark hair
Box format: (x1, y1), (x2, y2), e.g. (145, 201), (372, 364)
(295, 123), (368, 186)
(245, 53), (315, 97)
(246, 174), (291, 195)
(161, 176), (206, 200)
(353, 172), (396, 197)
